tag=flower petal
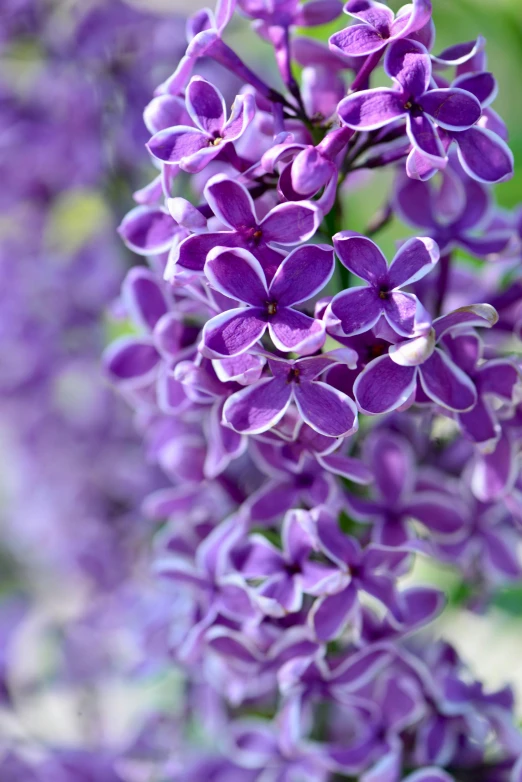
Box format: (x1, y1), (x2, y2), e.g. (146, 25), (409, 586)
(205, 174), (257, 230)
(418, 348), (477, 411)
(317, 453), (373, 484)
(205, 246), (268, 305)
(329, 24), (386, 58)
(103, 338), (160, 384)
(147, 126), (208, 164)
(269, 244), (335, 306)
(454, 126), (514, 184)
(310, 583), (358, 642)
(407, 114), (445, 161)
(174, 231), (242, 274)
(471, 430), (516, 502)
(346, 1), (394, 28)
(269, 309), (326, 355)
(434, 304), (498, 340)
(118, 206), (178, 255)
(390, 0), (432, 39)
(333, 233), (388, 283)
(385, 38), (431, 97)
(294, 0), (344, 26)
(202, 307), (267, 358)
(260, 202), (322, 245)
(388, 237), (439, 288)
(326, 287), (382, 337)
(223, 377), (292, 434)
(204, 400), (246, 478)
(365, 430), (415, 505)
(393, 175), (437, 229)
(248, 480), (299, 523)
(419, 88), (481, 131)
(338, 88), (406, 131)
(383, 291), (420, 336)
(294, 380), (358, 437)
(405, 492), (468, 541)
(457, 397), (499, 446)
(222, 92), (256, 140)
(185, 76), (226, 134)
(354, 354), (417, 414)
(143, 94), (189, 134)
(122, 268), (170, 332)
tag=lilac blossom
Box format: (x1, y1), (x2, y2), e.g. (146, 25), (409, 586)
(223, 353), (359, 436)
(353, 305), (498, 415)
(86, 0), (522, 778)
(338, 38), (481, 165)
(170, 174), (321, 279)
(394, 157), (513, 257)
(148, 76), (256, 172)
(330, 0), (432, 59)
(202, 244), (334, 356)
(325, 233), (439, 338)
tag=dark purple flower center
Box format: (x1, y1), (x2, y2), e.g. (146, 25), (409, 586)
(405, 100), (424, 116)
(266, 300), (278, 316)
(367, 342), (387, 361)
(287, 367), (301, 383)
(378, 286), (389, 300)
(244, 226), (264, 248)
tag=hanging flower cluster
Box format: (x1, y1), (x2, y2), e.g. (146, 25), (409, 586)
(102, 0), (522, 779)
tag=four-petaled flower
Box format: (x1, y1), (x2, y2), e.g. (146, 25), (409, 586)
(223, 353), (359, 437)
(202, 244), (334, 357)
(354, 305), (498, 415)
(148, 76), (255, 172)
(237, 509), (335, 615)
(308, 508), (410, 641)
(168, 173), (321, 280)
(394, 157), (513, 258)
(338, 39), (481, 165)
(330, 0), (432, 59)
(325, 233), (439, 338)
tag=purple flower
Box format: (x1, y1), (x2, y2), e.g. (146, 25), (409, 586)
(169, 173), (321, 279)
(223, 352), (359, 436)
(338, 38), (481, 164)
(354, 304), (498, 415)
(308, 508), (410, 641)
(443, 331), (520, 446)
(346, 431), (469, 546)
(330, 0), (432, 59)
(202, 244), (334, 357)
(394, 157), (513, 257)
(325, 233), (439, 338)
(148, 76), (255, 172)
(237, 509), (336, 614)
(407, 69), (514, 184)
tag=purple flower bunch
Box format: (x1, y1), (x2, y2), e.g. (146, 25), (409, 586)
(101, 0), (522, 779)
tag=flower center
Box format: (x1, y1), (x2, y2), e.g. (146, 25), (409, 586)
(368, 342), (386, 360)
(266, 300), (278, 316)
(405, 100), (424, 116)
(378, 287), (389, 300)
(210, 136), (223, 146)
(287, 367), (300, 384)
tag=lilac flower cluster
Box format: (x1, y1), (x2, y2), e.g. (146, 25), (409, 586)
(101, 0), (522, 779)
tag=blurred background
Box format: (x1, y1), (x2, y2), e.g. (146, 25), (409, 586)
(0, 0), (521, 771)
